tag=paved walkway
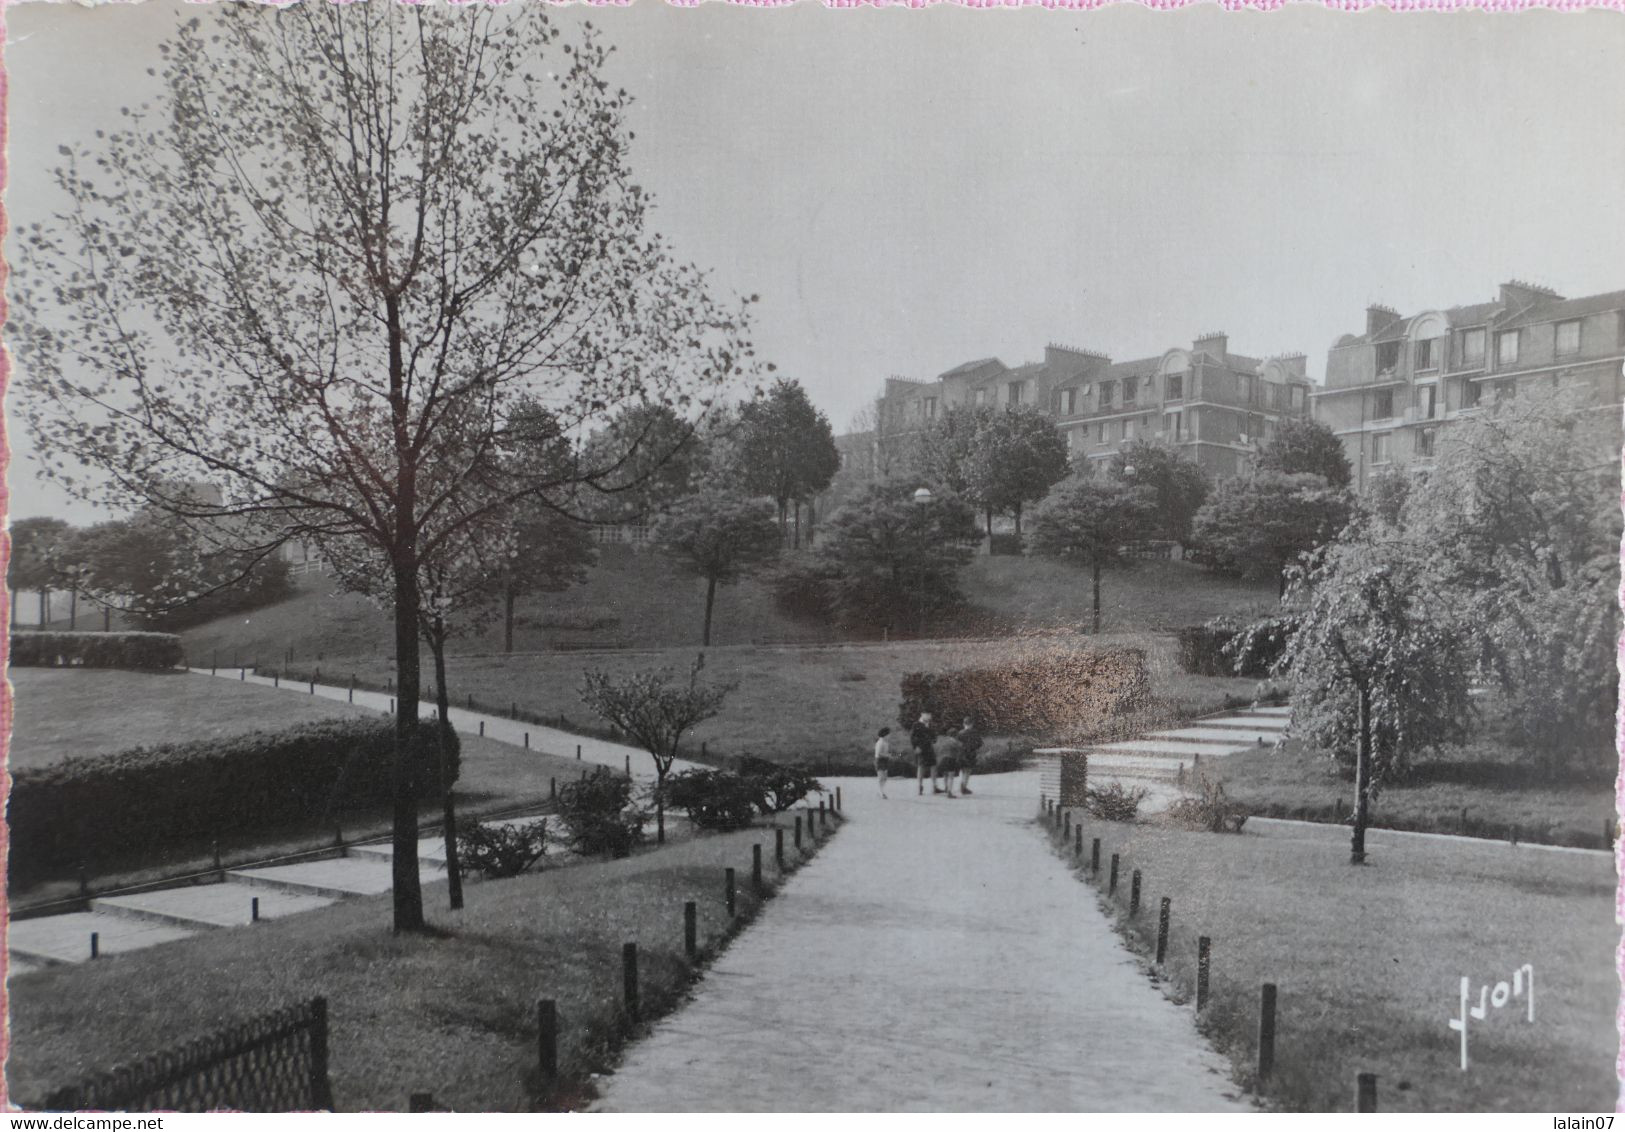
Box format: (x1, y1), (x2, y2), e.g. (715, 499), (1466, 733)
(591, 769), (1248, 1112)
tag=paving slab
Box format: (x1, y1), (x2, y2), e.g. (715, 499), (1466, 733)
(94, 882), (336, 929)
(1148, 727), (1279, 745)
(10, 912), (195, 965)
(1095, 738), (1249, 758)
(229, 858), (402, 898)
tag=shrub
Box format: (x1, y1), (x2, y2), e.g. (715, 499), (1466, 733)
(1084, 781), (1147, 822)
(660, 769), (759, 831)
(734, 755), (822, 814)
(9, 718), (458, 877)
(1175, 613), (1296, 678)
(556, 769), (645, 858)
(456, 817), (550, 878)
(9, 631), (183, 670)
(899, 646), (1150, 741)
(1166, 776), (1250, 833)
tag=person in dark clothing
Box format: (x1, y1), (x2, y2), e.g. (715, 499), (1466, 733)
(910, 712), (942, 796)
(956, 717), (984, 796)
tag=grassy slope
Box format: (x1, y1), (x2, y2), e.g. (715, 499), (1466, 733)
(1051, 810), (1616, 1112)
(1212, 741), (1617, 850)
(10, 672), (586, 905)
(7, 814), (828, 1112)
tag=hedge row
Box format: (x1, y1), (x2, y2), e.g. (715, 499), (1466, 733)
(9, 631), (184, 670)
(10, 717), (458, 877)
(899, 646), (1150, 740)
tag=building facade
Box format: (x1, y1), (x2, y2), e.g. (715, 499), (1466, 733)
(1317, 281), (1625, 488)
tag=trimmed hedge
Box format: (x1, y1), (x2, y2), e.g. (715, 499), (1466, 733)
(9, 631), (183, 670)
(10, 717), (458, 877)
(899, 646), (1151, 741)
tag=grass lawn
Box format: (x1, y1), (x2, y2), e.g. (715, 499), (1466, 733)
(7, 668), (367, 770)
(1048, 808), (1616, 1112)
(7, 811), (835, 1112)
(1212, 740), (1617, 851)
(9, 672), (587, 907)
(283, 633), (1271, 773)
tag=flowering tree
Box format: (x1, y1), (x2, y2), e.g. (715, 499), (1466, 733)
(14, 3), (759, 931)
(579, 656), (735, 843)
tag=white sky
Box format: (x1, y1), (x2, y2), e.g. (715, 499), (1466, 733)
(7, 0), (1625, 525)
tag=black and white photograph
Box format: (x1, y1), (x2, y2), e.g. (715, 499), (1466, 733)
(2, 0), (1621, 1115)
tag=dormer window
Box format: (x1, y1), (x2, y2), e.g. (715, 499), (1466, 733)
(1123, 376), (1138, 405)
(1556, 320), (1581, 356)
(1376, 340), (1401, 373)
(1414, 339), (1436, 371)
(1165, 374), (1183, 401)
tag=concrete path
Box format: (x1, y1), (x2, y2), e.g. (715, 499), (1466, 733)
(591, 769), (1248, 1112)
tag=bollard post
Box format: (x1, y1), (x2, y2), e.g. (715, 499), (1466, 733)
(821, 802), (830, 831)
(577, 745), (582, 760)
(90, 931), (100, 960)
(409, 1093), (433, 1113)
(753, 844), (764, 893)
(625, 754), (631, 777)
(623, 942), (640, 1024)
(684, 901), (698, 960)
(524, 732), (530, 750)
(251, 897), (261, 923)
(1074, 824), (1083, 859)
(1130, 870), (1141, 915)
(310, 677), (316, 694)
(836, 786), (842, 813)
(390, 698), (396, 714)
(1109, 853), (1120, 894)
(1064, 811), (1071, 839)
(795, 814), (803, 850)
(1258, 983), (1278, 1083)
(538, 999), (558, 1081)
(1091, 838), (1101, 873)
(274, 672), (280, 688)
(550, 778), (556, 801)
(1197, 936), (1212, 1011)
(479, 720), (485, 737)
(1355, 1072), (1377, 1113)
(241, 667), (247, 681)
(1156, 897), (1171, 965)
(725, 868), (737, 918)
(776, 827), (786, 869)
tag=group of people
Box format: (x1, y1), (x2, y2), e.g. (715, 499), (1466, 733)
(872, 712), (982, 799)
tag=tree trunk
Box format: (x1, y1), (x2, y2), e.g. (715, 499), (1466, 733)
(69, 589), (78, 630)
(103, 606), (112, 632)
(985, 508), (994, 540)
(1351, 685), (1372, 865)
(39, 588), (48, 627)
(793, 502), (801, 549)
(703, 576), (717, 647)
(1278, 566), (1289, 599)
(656, 767), (667, 845)
(806, 498), (816, 548)
(388, 294), (426, 934)
(431, 621), (463, 912)
(1014, 502), (1023, 537)
(1092, 560), (1102, 634)
(504, 586), (516, 654)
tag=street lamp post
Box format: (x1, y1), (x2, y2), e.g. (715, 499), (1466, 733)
(913, 487), (933, 637)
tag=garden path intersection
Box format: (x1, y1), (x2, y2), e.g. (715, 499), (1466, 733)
(591, 768), (1250, 1113)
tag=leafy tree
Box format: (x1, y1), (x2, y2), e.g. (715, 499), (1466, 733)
(1255, 416), (1353, 488)
(964, 407), (1071, 537)
(1362, 468), (1414, 527)
(1107, 441), (1211, 544)
(785, 478), (980, 634)
(9, 517), (70, 625)
(580, 656), (735, 844)
(653, 489), (780, 646)
(912, 404), (991, 502)
(15, 3), (759, 931)
(729, 379), (840, 547)
(1027, 479), (1157, 633)
(1189, 472), (1351, 596)
(497, 507), (596, 654)
(579, 402), (713, 524)
(1267, 526), (1476, 864)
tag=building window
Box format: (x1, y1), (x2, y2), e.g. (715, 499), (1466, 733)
(974, 388), (988, 406)
(1556, 319), (1581, 356)
(1238, 375), (1254, 403)
(1414, 339), (1436, 371)
(1123, 377), (1139, 405)
(924, 396), (937, 419)
(1007, 381), (1023, 406)
(1416, 383), (1437, 421)
(1096, 421), (1105, 444)
(1462, 380), (1483, 410)
(1165, 374), (1183, 401)
(1062, 388), (1078, 415)
(1496, 330), (1520, 367)
(1373, 388), (1395, 420)
(1371, 432), (1391, 465)
(1376, 340), (1401, 373)
(1123, 418), (1136, 442)
(1461, 328), (1486, 366)
(1417, 428), (1436, 460)
(1099, 381), (1115, 409)
(1168, 411), (1183, 440)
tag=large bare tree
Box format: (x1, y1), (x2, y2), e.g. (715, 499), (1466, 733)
(14, 2), (760, 931)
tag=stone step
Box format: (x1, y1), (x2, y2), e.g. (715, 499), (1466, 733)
(228, 858), (402, 899)
(10, 911), (195, 966)
(1094, 738), (1250, 759)
(93, 882), (337, 930)
(1199, 714), (1289, 731)
(1248, 706), (1292, 716)
(346, 837), (452, 867)
(1145, 727), (1279, 746)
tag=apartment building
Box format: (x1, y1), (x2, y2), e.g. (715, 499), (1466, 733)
(1317, 281), (1625, 488)
(868, 334), (1312, 482)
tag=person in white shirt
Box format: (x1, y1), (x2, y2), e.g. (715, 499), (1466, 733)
(874, 727), (893, 798)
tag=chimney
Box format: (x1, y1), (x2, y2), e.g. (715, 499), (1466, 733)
(1366, 305), (1398, 337)
(1499, 279), (1563, 310)
(1193, 331), (1228, 359)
